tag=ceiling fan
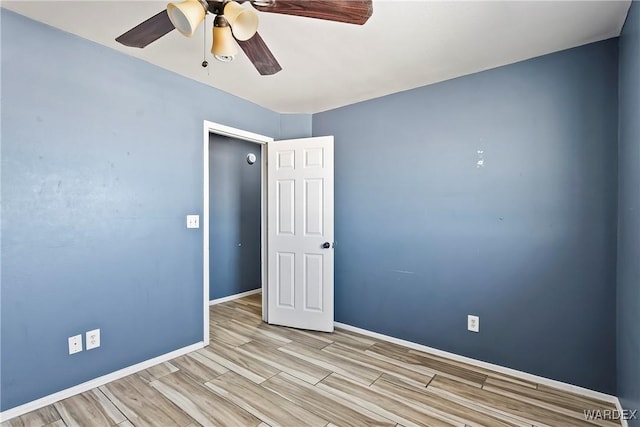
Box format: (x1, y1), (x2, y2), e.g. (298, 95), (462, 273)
(115, 0), (373, 76)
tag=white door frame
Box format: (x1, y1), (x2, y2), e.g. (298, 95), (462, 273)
(202, 121), (273, 345)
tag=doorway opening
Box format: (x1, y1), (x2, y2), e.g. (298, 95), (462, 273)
(209, 134), (262, 301)
(202, 121), (272, 345)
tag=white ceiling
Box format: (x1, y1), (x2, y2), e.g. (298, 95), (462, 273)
(2, 0), (631, 113)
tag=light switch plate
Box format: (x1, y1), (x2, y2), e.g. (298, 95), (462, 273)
(86, 328), (100, 350)
(187, 215), (199, 229)
(68, 334), (83, 355)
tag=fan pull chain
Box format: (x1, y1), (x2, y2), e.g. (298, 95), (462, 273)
(201, 14), (209, 71)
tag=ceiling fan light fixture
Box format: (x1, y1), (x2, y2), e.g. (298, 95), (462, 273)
(224, 1), (259, 41)
(212, 16), (238, 61)
(167, 0), (206, 37)
(251, 0), (275, 7)
(214, 55), (235, 62)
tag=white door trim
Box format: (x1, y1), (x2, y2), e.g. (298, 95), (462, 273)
(203, 121), (273, 344)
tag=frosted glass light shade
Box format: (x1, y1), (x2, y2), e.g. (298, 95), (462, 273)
(224, 1), (258, 41)
(167, 0), (206, 37)
(212, 24), (238, 60)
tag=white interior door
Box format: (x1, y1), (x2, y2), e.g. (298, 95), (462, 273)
(267, 136), (334, 332)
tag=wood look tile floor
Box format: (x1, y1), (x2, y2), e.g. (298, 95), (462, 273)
(3, 293), (620, 427)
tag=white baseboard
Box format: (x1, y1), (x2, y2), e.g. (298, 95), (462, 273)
(0, 341), (205, 423)
(1, 317), (623, 424)
(334, 321), (621, 406)
(209, 288), (261, 306)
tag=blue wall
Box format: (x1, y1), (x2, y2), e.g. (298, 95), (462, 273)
(617, 1), (640, 422)
(280, 114), (313, 140)
(314, 40), (619, 394)
(0, 5), (631, 412)
(209, 135), (262, 300)
(0, 10), (287, 411)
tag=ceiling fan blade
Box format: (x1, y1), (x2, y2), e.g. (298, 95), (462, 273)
(116, 10), (175, 48)
(237, 32), (282, 75)
(252, 0), (372, 25)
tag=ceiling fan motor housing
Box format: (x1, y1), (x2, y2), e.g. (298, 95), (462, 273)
(206, 1), (226, 15)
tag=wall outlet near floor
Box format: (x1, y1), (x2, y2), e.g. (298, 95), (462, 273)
(86, 328), (100, 350)
(68, 334), (83, 354)
(468, 315), (480, 333)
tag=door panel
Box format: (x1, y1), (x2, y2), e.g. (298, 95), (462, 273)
(277, 180), (295, 235)
(276, 252), (295, 308)
(304, 254), (323, 311)
(267, 136), (334, 332)
(304, 179), (324, 236)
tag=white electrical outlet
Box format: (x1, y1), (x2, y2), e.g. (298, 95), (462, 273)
(68, 334), (83, 354)
(86, 328), (100, 350)
(186, 215), (200, 229)
(468, 315), (479, 333)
